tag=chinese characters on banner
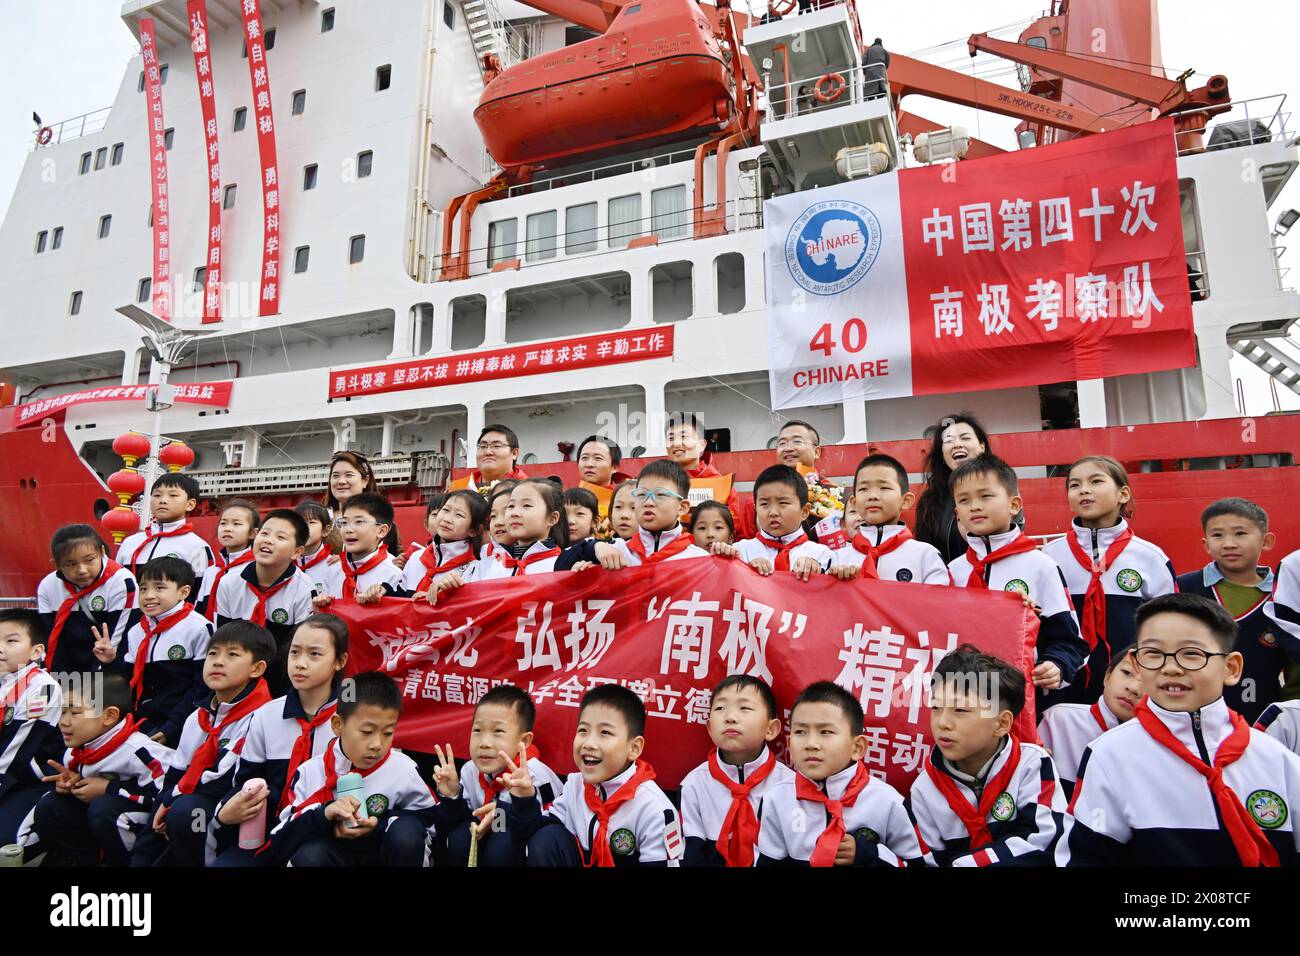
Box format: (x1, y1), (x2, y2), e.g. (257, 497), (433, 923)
(238, 0), (281, 316)
(335, 558), (1038, 793)
(765, 119), (1196, 409)
(187, 0), (223, 323)
(328, 327), (675, 399)
(11, 381), (235, 428)
(139, 20), (171, 322)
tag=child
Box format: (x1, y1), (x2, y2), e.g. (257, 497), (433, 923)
(0, 610), (63, 847)
(830, 454), (949, 585)
(269, 672), (435, 867)
(403, 490), (487, 599)
(97, 556), (212, 747)
(130, 620), (275, 867)
(563, 486), (600, 544)
(690, 500), (735, 551)
(842, 506), (861, 541)
(396, 494), (445, 571)
(37, 524), (137, 674)
(665, 411), (743, 532)
(455, 479), (568, 585)
(215, 509), (318, 695)
(210, 614), (348, 866)
(756, 681), (922, 866)
(716, 464), (833, 580)
(947, 455), (1086, 695)
(680, 674), (792, 866)
(502, 683), (683, 866)
(28, 673), (171, 866)
(1037, 646), (1143, 796)
(1059, 593), (1300, 866)
(608, 480), (637, 542)
(1043, 456), (1176, 705)
(294, 500), (335, 588)
(116, 473), (214, 576)
(485, 480), (520, 553)
(1256, 700), (1300, 755)
(908, 645), (1067, 866)
(314, 492), (406, 604)
(1182, 498), (1294, 722)
(196, 499), (261, 620)
(430, 685), (563, 867)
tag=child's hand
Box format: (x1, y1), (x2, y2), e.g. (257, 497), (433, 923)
(748, 557), (773, 576)
(150, 731), (167, 744)
(43, 760), (80, 794)
(792, 557), (820, 581)
(471, 802), (498, 840)
(497, 743), (535, 800)
(312, 593), (335, 609)
(217, 787), (267, 825)
(1032, 661), (1062, 689)
(429, 573), (465, 606)
(333, 813), (379, 840)
(355, 583), (386, 605)
(392, 553), (408, 570)
(152, 804), (169, 836)
(432, 744), (461, 799)
(324, 796), (363, 825)
(327, 553), (342, 566)
(830, 564), (860, 581)
(71, 776), (111, 803)
(710, 541), (739, 559)
(570, 560), (597, 572)
(834, 834), (857, 866)
(1021, 594), (1042, 615)
(91, 623), (116, 664)
(595, 543), (627, 571)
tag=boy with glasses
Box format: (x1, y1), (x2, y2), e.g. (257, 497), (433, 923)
(314, 494), (406, 605)
(569, 460), (710, 569)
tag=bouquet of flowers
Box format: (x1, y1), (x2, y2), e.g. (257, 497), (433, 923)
(804, 471), (845, 520)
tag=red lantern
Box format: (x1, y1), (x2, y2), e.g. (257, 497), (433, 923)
(112, 431), (152, 467)
(102, 505), (140, 544)
(159, 441), (195, 473)
(107, 468), (145, 506)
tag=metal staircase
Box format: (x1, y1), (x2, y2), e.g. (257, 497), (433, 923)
(462, 0), (511, 77)
(186, 452), (451, 499)
(1231, 337), (1300, 396)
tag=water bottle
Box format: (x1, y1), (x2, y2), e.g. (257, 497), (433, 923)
(238, 778), (268, 850)
(334, 771), (366, 828)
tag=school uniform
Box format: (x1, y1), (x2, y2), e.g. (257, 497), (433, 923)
(756, 760), (923, 866)
(1037, 698), (1125, 796)
(401, 539), (477, 593)
(36, 561), (137, 675)
(680, 746), (795, 866)
(473, 540), (563, 581)
(25, 719), (172, 866)
(0, 662), (63, 845)
(1256, 700), (1300, 755)
(908, 737), (1067, 866)
(1058, 695), (1300, 866)
(508, 759), (683, 867)
(216, 563), (319, 697)
(195, 547), (255, 620)
(269, 737), (436, 867)
(833, 524), (951, 585)
(117, 518), (214, 577)
(317, 547), (406, 600)
(1045, 519), (1177, 705)
(1265, 551), (1300, 651)
(111, 601), (212, 747)
(296, 545), (334, 593)
(949, 528), (1087, 691)
(737, 529), (835, 574)
(556, 524), (707, 569)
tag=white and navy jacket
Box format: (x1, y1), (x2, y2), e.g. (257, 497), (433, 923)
(195, 547), (254, 614)
(557, 524), (708, 570)
(58, 722), (173, 810)
(832, 524), (951, 585)
(680, 746), (795, 866)
(215, 563), (318, 645)
(37, 565), (137, 674)
(1264, 551), (1300, 654)
(296, 547), (334, 594)
(401, 539), (477, 593)
(1257, 700), (1300, 756)
(116, 519), (214, 577)
(0, 663), (63, 800)
(432, 750), (563, 840)
(1037, 698), (1125, 795)
(111, 602), (212, 747)
(1058, 696), (1300, 866)
(317, 548), (407, 599)
(507, 761), (684, 866)
(473, 540), (563, 581)
(949, 529), (1087, 686)
(159, 682), (264, 807)
(908, 739), (1066, 867)
(738, 529), (834, 574)
(269, 738), (436, 865)
(755, 762), (923, 867)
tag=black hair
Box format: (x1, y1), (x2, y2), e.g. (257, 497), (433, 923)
(0, 608), (48, 648)
(476, 684), (536, 732)
(753, 464), (808, 506)
(853, 453), (909, 493)
(439, 490), (491, 539)
(342, 491), (394, 527)
(711, 674), (778, 721)
(152, 472), (202, 501)
(949, 453), (1019, 496)
(479, 424), (520, 450)
(791, 681), (864, 736)
(1107, 644), (1137, 671)
(50, 524), (107, 563)
(220, 498), (262, 530)
(778, 419), (821, 445)
(208, 619), (277, 664)
(66, 671), (134, 719)
(691, 500), (735, 536)
(636, 458), (690, 498)
(512, 479), (570, 548)
(261, 508), (309, 548)
(579, 683), (646, 738)
(424, 492), (447, 519)
(576, 434), (623, 467)
(339, 671), (402, 719)
(487, 480), (520, 509)
(294, 500), (333, 529)
(1136, 593), (1238, 653)
(1200, 497), (1269, 534)
(665, 412), (706, 440)
(562, 486), (600, 516)
(916, 413), (992, 545)
(931, 643), (1027, 718)
(294, 612), (350, 659)
(137, 556), (196, 593)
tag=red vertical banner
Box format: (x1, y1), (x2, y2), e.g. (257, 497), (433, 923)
(139, 20), (172, 322)
(187, 0), (223, 324)
(238, 0), (281, 316)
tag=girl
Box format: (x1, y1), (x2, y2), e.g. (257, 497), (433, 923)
(914, 414), (995, 564)
(608, 480), (637, 542)
(294, 500), (335, 587)
(36, 524), (137, 674)
(406, 490), (489, 601)
(441, 481), (568, 599)
(691, 500), (735, 550)
(198, 499), (261, 620)
(485, 480), (520, 554)
(1042, 454), (1176, 705)
(563, 487), (600, 544)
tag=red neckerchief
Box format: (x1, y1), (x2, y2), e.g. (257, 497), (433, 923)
(47, 559), (124, 665)
(1066, 525), (1134, 669)
(627, 531), (695, 565)
(707, 748), (778, 867)
(759, 531), (809, 572)
(687, 462), (721, 479)
(795, 761), (873, 867)
(923, 737), (1022, 849)
(342, 547), (390, 600)
(964, 534), (1039, 588)
(205, 549), (255, 621)
(403, 539), (428, 561)
(131, 603), (196, 696)
(294, 737), (393, 813)
(497, 544), (561, 576)
(415, 544), (475, 593)
(244, 568), (298, 627)
(1133, 698), (1279, 867)
(67, 717), (143, 773)
(278, 698), (339, 814)
(470, 466), (530, 489)
(0, 663), (42, 726)
(478, 744), (540, 808)
(851, 527), (913, 580)
(128, 521), (197, 571)
(299, 546), (332, 573)
(582, 758), (657, 867)
(175, 680), (272, 796)
(1089, 701), (1110, 733)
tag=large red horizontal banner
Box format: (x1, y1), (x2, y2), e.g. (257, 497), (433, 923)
(12, 381), (234, 427)
(336, 558), (1038, 793)
(330, 327), (675, 400)
(766, 119), (1195, 409)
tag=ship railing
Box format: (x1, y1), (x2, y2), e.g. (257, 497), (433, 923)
(1274, 243), (1293, 292)
(185, 452), (450, 498)
(504, 148), (703, 198)
(0, 597), (36, 610)
(761, 62), (890, 124)
(1175, 93), (1292, 157)
(30, 106), (113, 150)
(1187, 249), (1210, 301)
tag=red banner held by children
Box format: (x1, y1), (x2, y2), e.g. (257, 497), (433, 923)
(238, 0), (281, 317)
(139, 20), (171, 323)
(187, 0), (223, 324)
(335, 558), (1038, 794)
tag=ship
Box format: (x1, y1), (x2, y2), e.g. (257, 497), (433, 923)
(2, 0), (1299, 596)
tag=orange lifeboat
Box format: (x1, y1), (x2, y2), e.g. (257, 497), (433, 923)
(475, 0), (737, 169)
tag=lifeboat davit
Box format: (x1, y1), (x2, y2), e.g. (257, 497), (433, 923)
(475, 0), (738, 169)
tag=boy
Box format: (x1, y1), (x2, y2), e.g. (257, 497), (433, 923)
(216, 508), (319, 696)
(1037, 646), (1143, 796)
(830, 453), (949, 585)
(96, 556), (212, 747)
(294, 501), (335, 588)
(130, 620), (275, 867)
(1180, 498), (1295, 722)
(38, 524), (137, 675)
(716, 465), (833, 580)
(116, 473), (214, 576)
(946, 455), (1086, 694)
(908, 645), (1067, 866)
(665, 412), (744, 534)
(739, 420), (834, 543)
(1059, 593), (1300, 866)
(502, 683), (683, 866)
(269, 672), (435, 867)
(1256, 700), (1300, 755)
(680, 674), (793, 866)
(27, 672), (171, 866)
(756, 681), (922, 866)
(563, 487), (600, 544)
(0, 610), (63, 847)
(314, 492), (406, 604)
(430, 685), (563, 866)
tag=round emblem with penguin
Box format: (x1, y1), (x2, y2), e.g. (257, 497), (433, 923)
(366, 793), (390, 817)
(991, 791), (1016, 822)
(609, 827), (637, 856)
(1115, 568), (1143, 593)
(90, 596), (106, 612)
(167, 644), (186, 661)
(271, 608), (289, 625)
(1246, 789), (1287, 829)
(1004, 579), (1029, 597)
(853, 826), (879, 843)
(895, 569), (913, 582)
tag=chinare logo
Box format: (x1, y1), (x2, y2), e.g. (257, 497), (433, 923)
(50, 886), (151, 936)
(785, 200), (883, 295)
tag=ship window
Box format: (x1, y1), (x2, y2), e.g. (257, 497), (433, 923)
(566, 27), (597, 45)
(69, 291), (82, 315)
(650, 185), (687, 239)
(138, 72), (145, 93)
(525, 211), (558, 262)
(443, 1), (455, 29)
(303, 164), (319, 190)
(147, 204), (153, 226)
(376, 65), (392, 92)
(451, 295), (486, 349)
(193, 267), (207, 293)
(79, 152), (91, 175)
(159, 64), (169, 84)
(233, 107), (247, 132)
(35, 231), (47, 254)
(716, 252), (745, 314)
(565, 203), (598, 254)
(98, 215), (112, 239)
(607, 194), (643, 248)
(223, 184), (237, 209)
(622, 4), (641, 14)
(292, 90), (306, 115)
(651, 261), (692, 323)
(349, 235), (366, 264)
(266, 29), (276, 49)
(357, 150), (373, 178)
(1026, 36), (1048, 49)
(111, 143), (124, 166)
(164, 128), (175, 150)
(137, 277), (152, 303)
(51, 227), (63, 250)
(94, 148), (107, 171)
(322, 8), (335, 32)
(295, 245), (310, 273)
(488, 219), (518, 267)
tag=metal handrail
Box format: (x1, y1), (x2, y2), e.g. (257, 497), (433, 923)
(505, 148), (702, 198)
(1174, 93), (1292, 156)
(30, 106), (113, 150)
(762, 62), (890, 122)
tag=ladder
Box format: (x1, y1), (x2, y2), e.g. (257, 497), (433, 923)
(462, 0), (510, 77)
(1231, 338), (1300, 396)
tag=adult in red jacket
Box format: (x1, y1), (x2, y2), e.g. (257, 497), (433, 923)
(665, 412), (748, 537)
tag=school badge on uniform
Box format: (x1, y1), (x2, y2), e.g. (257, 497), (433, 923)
(895, 569), (913, 582)
(1004, 580), (1029, 597)
(167, 645), (185, 661)
(609, 827), (637, 856)
(1246, 789), (1287, 829)
(853, 827), (879, 843)
(1115, 569), (1143, 592)
(366, 793), (390, 817)
(271, 609), (289, 625)
(990, 792), (1016, 822)
(90, 596), (106, 612)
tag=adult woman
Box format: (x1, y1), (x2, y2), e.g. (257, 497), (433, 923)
(914, 414), (993, 564)
(323, 450), (400, 555)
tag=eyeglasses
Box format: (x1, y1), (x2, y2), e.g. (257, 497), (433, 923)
(476, 441), (512, 452)
(776, 438), (813, 449)
(333, 518), (376, 530)
(1132, 647), (1229, 671)
(631, 488), (685, 505)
